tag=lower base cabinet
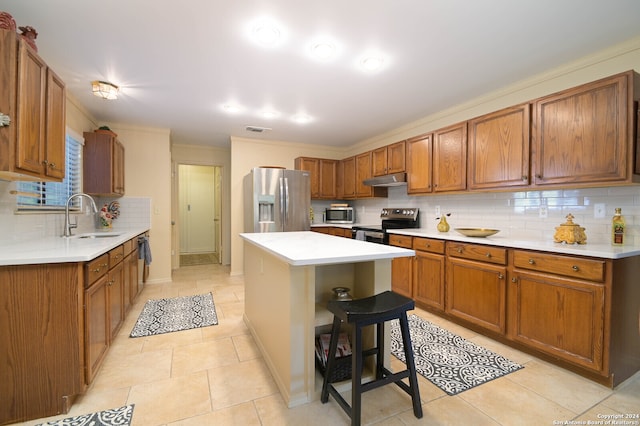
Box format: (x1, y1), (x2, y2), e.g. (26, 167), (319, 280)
(85, 274), (109, 385)
(508, 271), (605, 371)
(389, 234), (413, 298)
(390, 235), (640, 387)
(0, 263), (84, 425)
(412, 237), (445, 311)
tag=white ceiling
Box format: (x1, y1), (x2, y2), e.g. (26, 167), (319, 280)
(2, 0), (640, 148)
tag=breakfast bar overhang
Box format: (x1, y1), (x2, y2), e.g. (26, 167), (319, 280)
(239, 231), (415, 407)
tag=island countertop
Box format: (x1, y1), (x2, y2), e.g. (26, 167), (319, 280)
(240, 231), (415, 266)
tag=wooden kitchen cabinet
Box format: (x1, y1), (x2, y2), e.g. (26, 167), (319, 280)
(445, 242), (507, 334)
(433, 122), (467, 192)
(532, 70), (640, 187)
(356, 151), (373, 197)
(372, 140), (406, 176)
(337, 156), (356, 199)
(84, 273), (109, 385)
(294, 157), (337, 199)
(107, 246), (125, 341)
(124, 238), (140, 312)
(413, 237), (446, 312)
(468, 104), (530, 190)
(509, 250), (607, 373)
(0, 263), (84, 424)
(83, 130), (125, 196)
(389, 234), (413, 298)
(406, 133), (433, 194)
(84, 245), (126, 385)
(0, 29), (66, 182)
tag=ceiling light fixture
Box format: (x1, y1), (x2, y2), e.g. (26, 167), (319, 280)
(292, 113), (312, 124)
(360, 56), (385, 72)
(91, 80), (119, 100)
(251, 21), (282, 46)
(261, 110), (279, 119)
(310, 42), (335, 60)
(222, 103), (242, 113)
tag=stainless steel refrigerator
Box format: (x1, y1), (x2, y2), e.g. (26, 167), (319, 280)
(244, 167), (311, 232)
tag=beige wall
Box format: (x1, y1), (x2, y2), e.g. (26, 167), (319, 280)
(171, 143), (232, 266)
(104, 124), (172, 283)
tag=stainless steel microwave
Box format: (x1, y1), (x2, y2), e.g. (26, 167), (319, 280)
(325, 207), (354, 224)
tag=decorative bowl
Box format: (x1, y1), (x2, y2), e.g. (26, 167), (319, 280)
(455, 228), (500, 238)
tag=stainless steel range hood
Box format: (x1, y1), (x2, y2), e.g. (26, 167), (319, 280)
(363, 172), (407, 187)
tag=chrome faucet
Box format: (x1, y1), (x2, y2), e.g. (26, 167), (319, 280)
(63, 193), (98, 237)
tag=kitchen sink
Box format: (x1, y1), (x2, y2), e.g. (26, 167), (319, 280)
(69, 232), (123, 239)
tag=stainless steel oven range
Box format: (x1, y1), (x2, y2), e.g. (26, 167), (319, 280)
(352, 208), (419, 244)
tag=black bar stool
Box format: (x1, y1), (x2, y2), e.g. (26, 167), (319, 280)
(320, 290), (423, 425)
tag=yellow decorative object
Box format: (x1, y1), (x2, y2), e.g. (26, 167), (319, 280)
(437, 215), (450, 232)
(553, 213), (587, 244)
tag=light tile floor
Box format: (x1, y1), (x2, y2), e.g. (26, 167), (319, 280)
(21, 263), (640, 425)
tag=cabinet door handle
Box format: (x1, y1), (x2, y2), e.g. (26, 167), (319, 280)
(522, 175), (528, 181)
(528, 259), (535, 265)
(102, 263), (108, 268)
(48, 162), (56, 169)
(457, 248), (463, 253)
(485, 253), (492, 258)
(511, 277), (518, 283)
(498, 273), (504, 279)
(572, 265), (579, 272)
(91, 268), (100, 273)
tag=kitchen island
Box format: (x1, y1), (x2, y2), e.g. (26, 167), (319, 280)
(239, 231), (415, 407)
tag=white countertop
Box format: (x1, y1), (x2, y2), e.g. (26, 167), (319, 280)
(388, 228), (640, 259)
(0, 227), (150, 266)
(240, 231), (415, 266)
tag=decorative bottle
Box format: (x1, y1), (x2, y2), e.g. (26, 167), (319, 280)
(437, 215), (450, 232)
(611, 208), (625, 246)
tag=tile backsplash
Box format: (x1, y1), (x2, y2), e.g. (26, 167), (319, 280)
(0, 179), (151, 245)
(313, 185), (639, 245)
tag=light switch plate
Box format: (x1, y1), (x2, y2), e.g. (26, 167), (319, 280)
(539, 206), (548, 218)
(594, 203), (606, 219)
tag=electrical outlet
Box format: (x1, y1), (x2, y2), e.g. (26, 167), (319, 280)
(539, 206), (548, 218)
(435, 205), (441, 217)
(594, 203), (606, 219)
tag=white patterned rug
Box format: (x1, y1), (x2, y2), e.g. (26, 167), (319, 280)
(36, 404), (134, 426)
(130, 293), (218, 337)
(390, 314), (523, 395)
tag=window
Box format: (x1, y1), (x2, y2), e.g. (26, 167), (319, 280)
(16, 132), (83, 212)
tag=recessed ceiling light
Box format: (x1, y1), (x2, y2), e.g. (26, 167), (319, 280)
(310, 42), (335, 60)
(222, 103), (242, 113)
(292, 113), (312, 124)
(261, 110), (279, 119)
(360, 55), (385, 72)
(249, 19), (284, 47)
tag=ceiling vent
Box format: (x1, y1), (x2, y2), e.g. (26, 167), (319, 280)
(245, 126), (272, 133)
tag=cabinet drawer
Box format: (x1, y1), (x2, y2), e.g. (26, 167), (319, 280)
(446, 242), (506, 265)
(123, 238), (134, 255)
(513, 250), (605, 282)
(85, 253), (109, 287)
(413, 237), (445, 254)
(109, 245), (125, 266)
(389, 234), (413, 248)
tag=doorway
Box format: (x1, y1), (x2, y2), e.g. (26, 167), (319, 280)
(178, 164), (222, 266)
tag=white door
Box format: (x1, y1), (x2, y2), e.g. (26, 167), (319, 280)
(179, 165), (215, 254)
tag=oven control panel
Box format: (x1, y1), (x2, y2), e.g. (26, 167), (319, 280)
(380, 208), (419, 220)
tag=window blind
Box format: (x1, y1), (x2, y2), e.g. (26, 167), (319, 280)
(16, 134), (83, 211)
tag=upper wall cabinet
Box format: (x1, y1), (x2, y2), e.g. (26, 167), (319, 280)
(406, 133), (433, 194)
(356, 151), (388, 198)
(433, 122), (467, 192)
(468, 104), (531, 190)
(83, 130), (125, 196)
(532, 70), (640, 187)
(372, 140), (406, 176)
(0, 29), (66, 182)
(294, 157), (337, 199)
